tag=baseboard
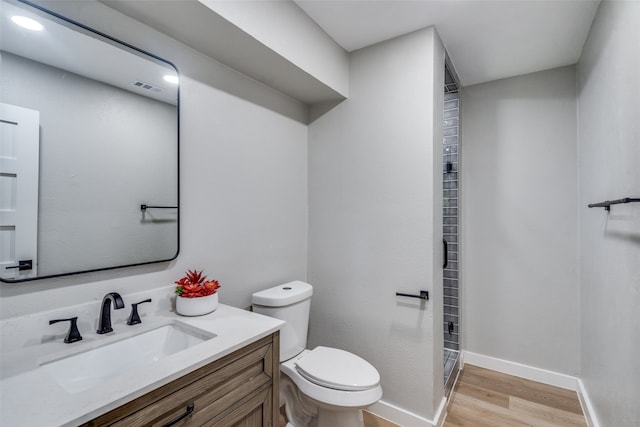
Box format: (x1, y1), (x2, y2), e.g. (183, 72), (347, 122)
(368, 397), (447, 427)
(461, 351), (604, 427)
(577, 378), (601, 427)
(368, 353), (601, 427)
(439, 365), (462, 427)
(433, 397), (448, 427)
(462, 351), (579, 391)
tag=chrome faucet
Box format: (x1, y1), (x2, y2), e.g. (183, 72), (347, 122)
(97, 292), (125, 334)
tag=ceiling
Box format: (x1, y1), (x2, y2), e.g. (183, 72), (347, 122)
(294, 0), (600, 87)
(1, 0), (178, 105)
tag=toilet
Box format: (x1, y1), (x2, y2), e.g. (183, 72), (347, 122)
(252, 281), (382, 427)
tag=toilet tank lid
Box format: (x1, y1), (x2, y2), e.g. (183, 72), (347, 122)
(252, 281), (313, 307)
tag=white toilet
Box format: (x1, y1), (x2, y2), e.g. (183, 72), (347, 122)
(252, 281), (382, 427)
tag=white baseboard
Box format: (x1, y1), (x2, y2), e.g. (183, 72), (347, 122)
(462, 351), (602, 427)
(433, 397), (447, 427)
(462, 351), (578, 390)
(368, 352), (602, 427)
(368, 397), (447, 427)
(577, 378), (601, 427)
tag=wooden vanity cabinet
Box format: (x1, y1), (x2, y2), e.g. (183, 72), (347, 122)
(83, 332), (279, 427)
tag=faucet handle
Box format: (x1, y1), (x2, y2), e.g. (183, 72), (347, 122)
(127, 299), (152, 325)
(49, 317), (83, 344)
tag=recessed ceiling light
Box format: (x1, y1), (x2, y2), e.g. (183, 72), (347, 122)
(11, 15), (43, 31)
(163, 75), (179, 85)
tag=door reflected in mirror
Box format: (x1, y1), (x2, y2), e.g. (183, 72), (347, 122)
(0, 0), (179, 282)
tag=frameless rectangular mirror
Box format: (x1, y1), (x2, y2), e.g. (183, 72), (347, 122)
(0, 0), (179, 282)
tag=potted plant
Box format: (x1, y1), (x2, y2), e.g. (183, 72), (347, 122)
(174, 269), (221, 316)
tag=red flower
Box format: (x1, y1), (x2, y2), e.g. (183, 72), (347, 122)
(175, 270), (220, 298)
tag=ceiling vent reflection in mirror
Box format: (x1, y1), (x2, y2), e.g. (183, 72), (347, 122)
(131, 80), (163, 93)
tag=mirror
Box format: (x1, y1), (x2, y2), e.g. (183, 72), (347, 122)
(0, 0), (179, 282)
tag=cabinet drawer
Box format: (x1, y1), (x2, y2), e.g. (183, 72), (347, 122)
(171, 382), (273, 427)
(85, 333), (279, 427)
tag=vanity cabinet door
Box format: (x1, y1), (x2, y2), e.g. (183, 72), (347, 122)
(195, 385), (273, 427)
(84, 332), (279, 427)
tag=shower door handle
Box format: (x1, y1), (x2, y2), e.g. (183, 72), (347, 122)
(443, 239), (448, 269)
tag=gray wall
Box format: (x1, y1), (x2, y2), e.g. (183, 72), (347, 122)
(461, 66), (581, 375)
(0, 2), (308, 318)
(1, 52), (177, 276)
(308, 27), (445, 421)
(577, 1), (640, 425)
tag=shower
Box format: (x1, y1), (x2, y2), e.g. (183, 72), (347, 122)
(443, 61), (460, 396)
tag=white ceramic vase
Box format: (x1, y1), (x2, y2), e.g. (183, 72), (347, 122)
(176, 292), (218, 316)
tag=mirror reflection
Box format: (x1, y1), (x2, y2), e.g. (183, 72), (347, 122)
(0, 0), (179, 282)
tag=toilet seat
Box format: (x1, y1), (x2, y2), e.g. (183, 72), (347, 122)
(295, 347), (380, 391)
(281, 349), (383, 408)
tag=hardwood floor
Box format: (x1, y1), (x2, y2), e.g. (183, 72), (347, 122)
(279, 405), (288, 427)
(279, 407), (401, 427)
(363, 410), (401, 427)
(282, 364), (588, 427)
(443, 365), (587, 427)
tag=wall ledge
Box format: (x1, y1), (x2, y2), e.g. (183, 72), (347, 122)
(102, 0), (347, 105)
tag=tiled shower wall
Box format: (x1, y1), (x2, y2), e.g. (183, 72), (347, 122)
(443, 91), (460, 351)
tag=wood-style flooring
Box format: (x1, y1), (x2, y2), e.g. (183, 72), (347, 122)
(443, 364), (587, 427)
(363, 410), (400, 427)
(283, 364), (588, 427)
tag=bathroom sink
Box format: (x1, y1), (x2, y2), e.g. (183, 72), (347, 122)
(40, 322), (215, 394)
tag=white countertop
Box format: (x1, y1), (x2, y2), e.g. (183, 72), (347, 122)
(0, 294), (283, 427)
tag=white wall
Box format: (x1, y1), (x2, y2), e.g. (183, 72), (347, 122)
(462, 66), (581, 375)
(0, 2), (308, 319)
(308, 27), (444, 422)
(577, 1), (640, 425)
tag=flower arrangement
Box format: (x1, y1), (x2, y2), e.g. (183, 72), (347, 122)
(175, 269), (220, 298)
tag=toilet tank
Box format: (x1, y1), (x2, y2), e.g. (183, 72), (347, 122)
(252, 281), (313, 361)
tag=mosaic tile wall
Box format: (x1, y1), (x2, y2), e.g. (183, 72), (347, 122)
(443, 91), (460, 352)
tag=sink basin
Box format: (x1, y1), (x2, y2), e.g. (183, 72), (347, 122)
(41, 322), (215, 394)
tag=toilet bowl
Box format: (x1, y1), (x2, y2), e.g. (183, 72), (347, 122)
(252, 281), (382, 427)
